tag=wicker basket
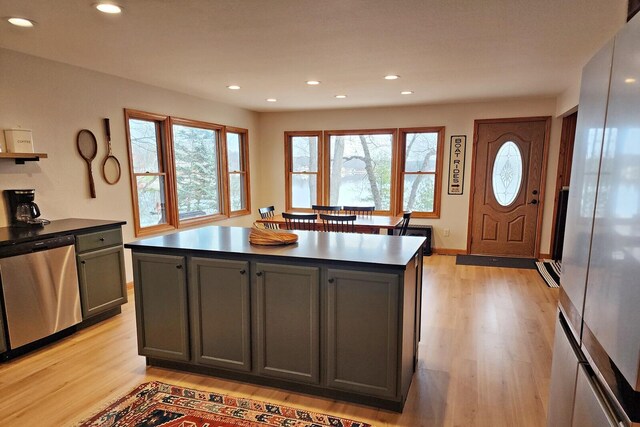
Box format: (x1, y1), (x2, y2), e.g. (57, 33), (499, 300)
(249, 223), (298, 245)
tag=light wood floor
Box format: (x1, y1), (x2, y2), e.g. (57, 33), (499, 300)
(0, 255), (558, 426)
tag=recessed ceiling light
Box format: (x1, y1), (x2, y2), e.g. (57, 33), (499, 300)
(95, 3), (122, 14)
(266, 98), (277, 102)
(625, 78), (636, 84)
(306, 80), (321, 85)
(335, 95), (347, 99)
(7, 17), (35, 27)
(227, 85), (241, 90)
(384, 75), (400, 80)
(401, 91), (413, 95)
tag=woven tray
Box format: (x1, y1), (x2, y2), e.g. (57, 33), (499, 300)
(249, 224), (298, 245)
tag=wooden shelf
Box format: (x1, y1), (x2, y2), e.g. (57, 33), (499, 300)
(0, 152), (48, 164)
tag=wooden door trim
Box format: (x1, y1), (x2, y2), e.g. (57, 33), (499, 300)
(549, 112), (577, 256)
(466, 116), (552, 257)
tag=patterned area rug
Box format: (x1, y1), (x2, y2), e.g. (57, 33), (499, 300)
(78, 381), (372, 427)
(535, 260), (561, 288)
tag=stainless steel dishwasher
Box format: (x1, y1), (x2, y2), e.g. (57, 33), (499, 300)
(0, 235), (82, 350)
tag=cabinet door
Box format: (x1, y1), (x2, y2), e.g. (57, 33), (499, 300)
(254, 263), (319, 384)
(0, 302), (6, 354)
(77, 246), (127, 318)
(132, 253), (189, 361)
(189, 257), (251, 372)
(326, 269), (399, 398)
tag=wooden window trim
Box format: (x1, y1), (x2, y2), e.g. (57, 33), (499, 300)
(226, 126), (251, 217)
(397, 127), (445, 218)
(323, 129), (397, 215)
(285, 131), (322, 212)
(124, 109), (176, 237)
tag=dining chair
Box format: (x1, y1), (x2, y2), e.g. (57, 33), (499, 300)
(342, 205), (375, 216)
(397, 211), (412, 236)
(258, 205), (278, 229)
(320, 214), (356, 233)
(282, 212), (318, 231)
(312, 205), (341, 214)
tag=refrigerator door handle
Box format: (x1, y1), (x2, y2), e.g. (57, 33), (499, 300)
(575, 363), (627, 427)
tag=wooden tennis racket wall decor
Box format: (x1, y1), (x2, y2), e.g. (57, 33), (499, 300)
(102, 118), (122, 184)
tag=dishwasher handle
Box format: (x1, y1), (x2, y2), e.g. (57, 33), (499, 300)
(0, 235), (76, 258)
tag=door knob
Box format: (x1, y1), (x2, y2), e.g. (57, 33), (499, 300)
(532, 190), (538, 195)
(529, 199), (538, 205)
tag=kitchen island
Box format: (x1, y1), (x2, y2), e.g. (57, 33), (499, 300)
(125, 225), (425, 411)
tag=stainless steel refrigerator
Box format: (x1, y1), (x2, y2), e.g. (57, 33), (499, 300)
(547, 13), (640, 427)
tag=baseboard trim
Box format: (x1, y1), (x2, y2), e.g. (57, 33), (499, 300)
(539, 253), (551, 259)
(432, 248), (466, 255)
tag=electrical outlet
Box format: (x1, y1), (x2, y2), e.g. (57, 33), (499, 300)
(443, 228), (450, 237)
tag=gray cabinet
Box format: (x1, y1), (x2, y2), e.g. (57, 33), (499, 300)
(189, 257), (251, 372)
(325, 268), (399, 398)
(0, 303), (6, 354)
(253, 263), (320, 384)
(132, 253), (189, 361)
(126, 226), (424, 411)
(76, 227), (127, 319)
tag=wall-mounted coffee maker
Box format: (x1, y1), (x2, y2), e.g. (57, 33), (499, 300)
(5, 189), (50, 227)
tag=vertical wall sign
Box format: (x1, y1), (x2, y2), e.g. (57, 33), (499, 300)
(448, 135), (466, 195)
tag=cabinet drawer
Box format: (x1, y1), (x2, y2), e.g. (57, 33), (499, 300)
(76, 228), (123, 253)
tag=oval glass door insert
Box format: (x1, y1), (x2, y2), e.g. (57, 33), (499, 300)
(492, 141), (523, 206)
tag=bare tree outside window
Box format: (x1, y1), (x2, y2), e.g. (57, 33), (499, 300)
(290, 135), (319, 208)
(403, 132), (439, 212)
(329, 133), (392, 210)
(129, 118), (168, 227)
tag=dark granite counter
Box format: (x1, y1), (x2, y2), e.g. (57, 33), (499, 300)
(125, 225), (425, 268)
(0, 218), (126, 247)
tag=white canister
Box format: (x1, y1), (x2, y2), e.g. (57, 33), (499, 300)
(4, 129), (34, 153)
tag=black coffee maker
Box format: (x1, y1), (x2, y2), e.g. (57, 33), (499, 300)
(5, 189), (49, 227)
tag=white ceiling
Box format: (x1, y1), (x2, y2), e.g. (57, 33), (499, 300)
(0, 0), (628, 112)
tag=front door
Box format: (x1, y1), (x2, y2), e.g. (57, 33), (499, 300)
(469, 117), (550, 257)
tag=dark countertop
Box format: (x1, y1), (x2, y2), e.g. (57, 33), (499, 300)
(125, 225), (425, 268)
(0, 218), (126, 247)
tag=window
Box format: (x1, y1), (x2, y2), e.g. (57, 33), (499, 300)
(126, 111), (174, 235)
(325, 130), (396, 212)
(284, 126), (445, 218)
(171, 118), (224, 223)
(398, 127), (445, 217)
(226, 127), (251, 216)
(125, 109), (251, 236)
(285, 131), (321, 210)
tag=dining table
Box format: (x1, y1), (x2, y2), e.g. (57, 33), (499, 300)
(256, 212), (403, 234)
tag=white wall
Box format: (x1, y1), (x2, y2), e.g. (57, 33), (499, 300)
(556, 79), (581, 117)
(0, 49), (258, 280)
(257, 99), (562, 254)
